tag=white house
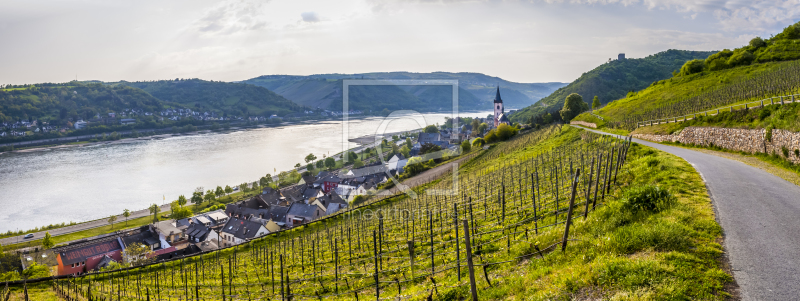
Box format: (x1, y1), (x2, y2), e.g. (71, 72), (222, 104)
(219, 217), (269, 247)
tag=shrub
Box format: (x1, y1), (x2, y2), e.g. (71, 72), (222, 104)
(472, 138), (485, 147)
(622, 185), (675, 213)
(749, 37), (766, 49)
(678, 59), (705, 76)
(727, 50), (755, 67)
(460, 140), (471, 152)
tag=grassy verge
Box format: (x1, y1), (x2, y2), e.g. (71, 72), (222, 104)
(3, 216), (154, 250)
(661, 140), (800, 187)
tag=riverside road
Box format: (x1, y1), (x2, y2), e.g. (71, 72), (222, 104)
(580, 126), (800, 301)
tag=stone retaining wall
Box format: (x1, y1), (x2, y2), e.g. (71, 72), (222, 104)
(633, 126), (800, 164)
(570, 121), (597, 128)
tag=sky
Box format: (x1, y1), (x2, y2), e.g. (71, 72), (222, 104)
(0, 0), (798, 85)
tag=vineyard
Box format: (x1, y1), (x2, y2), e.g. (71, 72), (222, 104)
(1, 126), (630, 300)
(577, 60), (800, 131)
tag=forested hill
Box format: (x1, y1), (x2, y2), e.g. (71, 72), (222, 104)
(0, 82), (167, 123)
(241, 72), (566, 111)
(509, 49), (716, 123)
(112, 79), (304, 117)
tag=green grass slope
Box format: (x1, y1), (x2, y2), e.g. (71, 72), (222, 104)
(511, 49), (716, 124)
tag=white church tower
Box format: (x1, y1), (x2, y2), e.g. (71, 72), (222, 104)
(493, 86), (504, 127)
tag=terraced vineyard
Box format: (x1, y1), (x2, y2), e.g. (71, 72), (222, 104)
(4, 126), (633, 300)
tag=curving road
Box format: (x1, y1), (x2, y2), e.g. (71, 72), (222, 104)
(580, 126), (800, 300)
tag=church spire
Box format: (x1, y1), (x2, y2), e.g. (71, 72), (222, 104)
(494, 86), (503, 103)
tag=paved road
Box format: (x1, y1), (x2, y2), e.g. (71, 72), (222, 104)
(580, 127), (800, 300)
(0, 203), (170, 248)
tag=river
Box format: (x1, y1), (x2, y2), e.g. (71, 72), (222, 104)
(0, 111), (490, 232)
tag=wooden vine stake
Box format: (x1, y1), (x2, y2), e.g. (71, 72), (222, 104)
(462, 219), (479, 301)
(562, 168), (581, 252)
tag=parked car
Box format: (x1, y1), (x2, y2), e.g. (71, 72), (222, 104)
(23, 234), (34, 239)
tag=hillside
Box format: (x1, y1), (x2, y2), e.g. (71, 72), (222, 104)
(574, 21), (800, 131)
(4, 126), (733, 300)
(241, 72), (566, 111)
(510, 49), (716, 123)
(0, 82), (167, 124)
(113, 79), (304, 117)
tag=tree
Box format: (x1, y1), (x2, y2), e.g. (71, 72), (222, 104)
(472, 138), (485, 147)
(471, 119), (480, 132)
(177, 195), (187, 207)
(123, 243), (155, 266)
(42, 232), (54, 249)
(423, 125), (439, 133)
(171, 206), (192, 219)
(542, 112), (553, 124)
(316, 160), (325, 169)
(305, 153), (317, 163)
(325, 157), (336, 169)
(419, 143), (442, 155)
(477, 123), (488, 134)
(215, 186), (224, 197)
(400, 145), (410, 158)
(405, 137), (413, 149)
(204, 190), (216, 202)
(749, 36), (766, 48)
(123, 209), (131, 226)
(559, 93), (588, 122)
(190, 192), (203, 205)
(107, 215), (117, 229)
(592, 96), (600, 110)
(240, 183), (249, 193)
(224, 185), (233, 194)
(391, 143), (399, 156)
(259, 176), (271, 187)
(461, 140), (472, 152)
(353, 159), (364, 168)
(294, 163), (301, 168)
(148, 204), (160, 223)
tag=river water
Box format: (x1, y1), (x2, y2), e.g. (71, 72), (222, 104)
(0, 111), (490, 232)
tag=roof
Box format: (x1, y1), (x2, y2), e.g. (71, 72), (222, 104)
(302, 187), (321, 199)
(418, 133), (441, 143)
(267, 206), (290, 222)
(287, 202), (321, 219)
(121, 230), (160, 248)
(345, 165), (388, 178)
(317, 192), (348, 207)
(494, 86), (503, 103)
(58, 239), (122, 266)
(195, 216), (212, 225)
(94, 255), (117, 271)
(299, 175), (316, 185)
(21, 250), (58, 269)
(220, 217), (267, 239)
(185, 223), (212, 241)
(207, 212), (229, 223)
(281, 184), (306, 203)
(153, 220), (182, 236)
(196, 241), (219, 252)
(498, 113), (510, 124)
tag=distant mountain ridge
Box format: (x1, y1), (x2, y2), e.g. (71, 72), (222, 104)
(510, 49), (717, 123)
(241, 72), (567, 112)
